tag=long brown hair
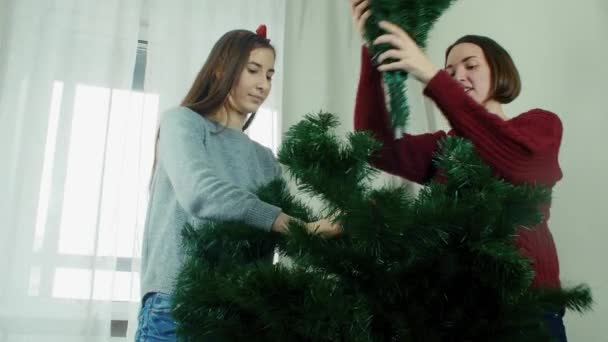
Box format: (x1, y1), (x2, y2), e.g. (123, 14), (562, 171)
(150, 29), (275, 188)
(181, 29), (275, 129)
(445, 35), (521, 104)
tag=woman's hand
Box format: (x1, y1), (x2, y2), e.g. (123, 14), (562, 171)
(349, 0), (371, 44)
(305, 218), (343, 238)
(373, 21), (440, 84)
(271, 212), (292, 234)
(272, 213), (343, 238)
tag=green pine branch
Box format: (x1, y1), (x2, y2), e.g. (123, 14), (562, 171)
(172, 113), (592, 341)
(363, 0), (458, 129)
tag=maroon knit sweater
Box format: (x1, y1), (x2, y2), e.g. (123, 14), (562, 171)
(354, 47), (562, 288)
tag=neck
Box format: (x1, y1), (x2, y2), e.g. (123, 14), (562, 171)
(484, 100), (508, 120)
(209, 106), (247, 130)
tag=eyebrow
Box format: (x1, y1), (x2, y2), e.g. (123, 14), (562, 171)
(445, 56), (479, 69)
(248, 61), (275, 73)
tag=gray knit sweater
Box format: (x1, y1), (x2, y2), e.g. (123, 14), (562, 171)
(140, 106), (282, 298)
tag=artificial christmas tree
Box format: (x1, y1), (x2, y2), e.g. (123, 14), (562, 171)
(172, 113), (591, 341)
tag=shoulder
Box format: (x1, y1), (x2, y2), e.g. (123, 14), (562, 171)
(247, 139), (280, 175)
(516, 108), (562, 127)
(515, 108), (562, 133)
(251, 140), (278, 163)
(161, 106), (198, 122)
(160, 106), (216, 136)
(513, 108), (563, 150)
(161, 106), (212, 127)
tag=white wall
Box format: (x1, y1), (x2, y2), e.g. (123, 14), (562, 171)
(282, 0), (360, 137)
(283, 1), (607, 340)
(0, 0), (8, 42)
(0, 0), (13, 303)
(0, 0), (10, 90)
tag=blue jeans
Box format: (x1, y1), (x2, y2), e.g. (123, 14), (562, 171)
(545, 309), (568, 342)
(135, 292), (177, 341)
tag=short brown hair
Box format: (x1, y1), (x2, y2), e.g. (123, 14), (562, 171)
(445, 35), (521, 104)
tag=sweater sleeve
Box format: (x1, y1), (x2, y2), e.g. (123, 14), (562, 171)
(159, 110), (282, 231)
(424, 70), (563, 184)
(354, 46), (446, 184)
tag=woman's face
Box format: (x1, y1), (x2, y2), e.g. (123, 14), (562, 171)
(229, 47), (275, 115)
(445, 43), (493, 105)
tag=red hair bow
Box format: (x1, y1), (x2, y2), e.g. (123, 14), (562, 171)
(255, 24), (268, 41)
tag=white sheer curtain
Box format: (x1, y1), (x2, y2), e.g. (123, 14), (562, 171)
(0, 0), (146, 340)
(0, 0), (285, 341)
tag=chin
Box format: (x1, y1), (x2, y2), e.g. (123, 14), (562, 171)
(235, 104), (259, 115)
(246, 104), (261, 113)
(469, 94), (483, 105)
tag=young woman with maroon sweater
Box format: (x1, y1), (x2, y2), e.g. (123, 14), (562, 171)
(349, 0), (567, 340)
